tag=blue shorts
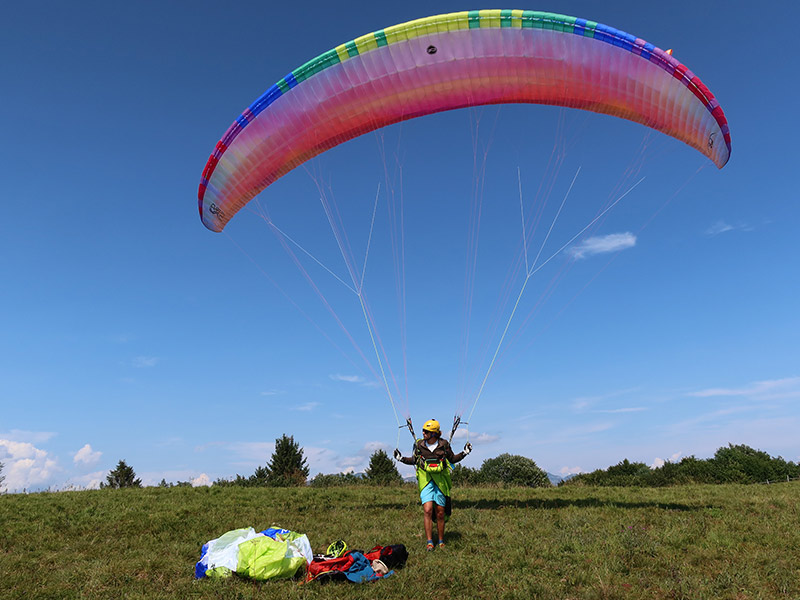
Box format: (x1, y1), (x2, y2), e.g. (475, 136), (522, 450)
(420, 481), (446, 507)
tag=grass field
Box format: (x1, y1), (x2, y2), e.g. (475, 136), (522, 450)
(2, 483), (799, 599)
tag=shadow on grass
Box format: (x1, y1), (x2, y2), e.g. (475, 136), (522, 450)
(373, 502), (417, 510)
(454, 497), (709, 512)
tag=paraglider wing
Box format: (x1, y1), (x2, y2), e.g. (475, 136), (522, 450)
(199, 10), (730, 233)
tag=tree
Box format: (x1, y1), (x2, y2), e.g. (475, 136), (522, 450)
(265, 434), (309, 486)
(0, 460), (5, 489)
(364, 449), (402, 485)
(480, 453), (551, 487)
(101, 459), (142, 489)
(250, 465), (270, 486)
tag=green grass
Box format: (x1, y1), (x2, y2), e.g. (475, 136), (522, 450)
(2, 483), (799, 599)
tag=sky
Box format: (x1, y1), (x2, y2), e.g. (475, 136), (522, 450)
(1, 0), (798, 492)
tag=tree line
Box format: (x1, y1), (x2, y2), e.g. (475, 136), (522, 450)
(94, 439), (797, 490)
(213, 434), (406, 487)
(564, 444), (799, 487)
(98, 435), (554, 489)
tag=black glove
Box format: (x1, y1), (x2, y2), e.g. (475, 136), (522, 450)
(393, 448), (402, 461)
(463, 442), (472, 455)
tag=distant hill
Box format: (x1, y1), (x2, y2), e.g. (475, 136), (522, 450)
(546, 472), (577, 485)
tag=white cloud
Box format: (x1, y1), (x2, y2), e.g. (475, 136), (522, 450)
(191, 473), (211, 487)
(0, 439), (59, 492)
(303, 441), (392, 475)
(304, 447), (341, 474)
(593, 407), (646, 414)
(705, 220), (751, 236)
(559, 466), (583, 475)
(362, 441), (388, 453)
(570, 387), (642, 413)
(73, 444), (102, 466)
(330, 374), (364, 383)
(528, 422), (615, 446)
(452, 429), (499, 444)
(261, 390), (282, 397)
(328, 374), (380, 388)
(689, 377), (800, 400)
(132, 356), (158, 368)
(568, 232), (636, 259)
(213, 442), (275, 462)
(668, 405), (755, 433)
(337, 455), (365, 470)
(292, 402), (321, 412)
(0, 430), (56, 444)
(651, 453), (681, 469)
(67, 470), (105, 490)
(706, 220), (734, 235)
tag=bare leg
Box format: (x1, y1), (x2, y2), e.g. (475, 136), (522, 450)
(423, 501), (435, 542)
(436, 504), (446, 543)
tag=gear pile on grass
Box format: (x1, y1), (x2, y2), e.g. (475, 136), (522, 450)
(195, 527), (407, 584)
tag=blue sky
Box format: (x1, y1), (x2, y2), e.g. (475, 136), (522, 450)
(2, 0), (798, 491)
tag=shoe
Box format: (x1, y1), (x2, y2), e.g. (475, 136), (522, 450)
(438, 541), (445, 549)
(426, 540), (434, 551)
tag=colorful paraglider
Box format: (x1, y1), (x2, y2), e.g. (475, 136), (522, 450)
(197, 9), (731, 446)
(199, 9), (730, 233)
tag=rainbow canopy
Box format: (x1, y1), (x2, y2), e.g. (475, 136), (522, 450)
(199, 9), (730, 232)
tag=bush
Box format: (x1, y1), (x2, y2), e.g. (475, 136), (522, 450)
(712, 444), (799, 484)
(451, 463), (483, 486)
(479, 453), (551, 487)
(565, 445), (800, 487)
(213, 475), (254, 487)
(308, 472), (363, 487)
(673, 455), (716, 484)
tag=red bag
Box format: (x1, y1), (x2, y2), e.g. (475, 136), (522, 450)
(306, 554), (355, 582)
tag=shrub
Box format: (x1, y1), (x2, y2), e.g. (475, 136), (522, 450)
(308, 472), (363, 487)
(712, 444), (799, 484)
(451, 463), (483, 486)
(565, 445), (800, 487)
(479, 453), (551, 487)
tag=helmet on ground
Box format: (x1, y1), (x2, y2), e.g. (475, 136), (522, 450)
(423, 419), (441, 434)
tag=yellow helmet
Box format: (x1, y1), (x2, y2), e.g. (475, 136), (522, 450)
(422, 419), (441, 434)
